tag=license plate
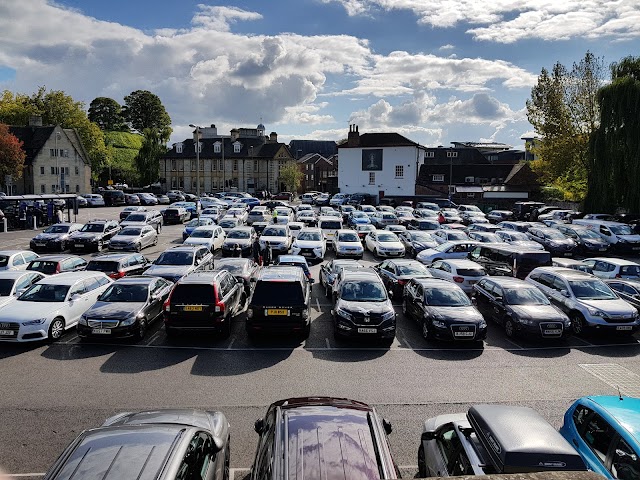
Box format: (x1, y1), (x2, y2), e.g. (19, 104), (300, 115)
(35, 243), (46, 247)
(74, 244), (84, 248)
(0, 329), (14, 336)
(184, 305), (203, 312)
(454, 331), (475, 337)
(544, 329), (562, 335)
(617, 325), (633, 331)
(564, 253), (572, 256)
(302, 252), (313, 257)
(358, 327), (377, 334)
(267, 309), (289, 316)
(633, 247), (640, 251)
(599, 248), (607, 251)
(91, 328), (111, 335)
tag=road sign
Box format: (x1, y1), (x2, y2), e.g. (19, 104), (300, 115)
(108, 179), (114, 185)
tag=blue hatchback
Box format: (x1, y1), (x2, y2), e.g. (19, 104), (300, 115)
(559, 395), (640, 479)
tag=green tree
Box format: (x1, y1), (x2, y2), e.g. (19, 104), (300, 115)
(135, 128), (167, 186)
(278, 162), (303, 193)
(104, 131), (143, 185)
(0, 90), (36, 125)
(585, 56), (640, 212)
(88, 97), (127, 131)
(122, 90), (172, 139)
(0, 123), (26, 180)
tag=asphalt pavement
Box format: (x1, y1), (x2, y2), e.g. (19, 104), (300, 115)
(1, 206), (639, 479)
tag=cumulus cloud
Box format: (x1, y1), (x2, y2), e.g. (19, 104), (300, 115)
(325, 0), (640, 42)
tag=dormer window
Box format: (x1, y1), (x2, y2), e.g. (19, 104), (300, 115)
(233, 142), (241, 153)
(195, 141), (202, 153)
(214, 142), (221, 153)
(176, 143), (183, 154)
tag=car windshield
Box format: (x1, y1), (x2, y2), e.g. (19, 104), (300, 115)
(425, 288), (471, 306)
(544, 230), (566, 240)
(411, 232), (433, 242)
(263, 227), (286, 237)
(125, 214), (146, 222)
(448, 232), (468, 240)
(576, 229), (602, 240)
(155, 251), (193, 265)
(219, 220), (237, 228)
(610, 224), (634, 235)
(357, 225), (374, 231)
(341, 280), (386, 301)
(353, 212), (367, 218)
(298, 232), (322, 241)
(0, 279), (15, 296)
(19, 283), (70, 302)
(480, 233), (501, 242)
(504, 287), (550, 305)
(187, 219), (210, 227)
(397, 264), (428, 275)
(44, 225), (69, 233)
(569, 280), (618, 300)
(190, 229), (214, 238)
(377, 233), (398, 242)
(26, 261), (57, 274)
(80, 224), (104, 232)
(227, 230), (250, 239)
(118, 228), (142, 236)
(509, 232), (529, 241)
(216, 263), (245, 274)
(456, 268), (485, 277)
(98, 284), (149, 302)
(86, 260), (120, 273)
(338, 232), (359, 242)
(0, 255), (9, 267)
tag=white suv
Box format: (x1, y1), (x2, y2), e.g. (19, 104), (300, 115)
(291, 228), (326, 263)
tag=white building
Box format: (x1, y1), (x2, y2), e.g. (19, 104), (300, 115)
(337, 125), (425, 203)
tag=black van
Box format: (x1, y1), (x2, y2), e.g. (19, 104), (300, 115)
(468, 244), (551, 279)
(102, 189), (126, 206)
(246, 266), (311, 338)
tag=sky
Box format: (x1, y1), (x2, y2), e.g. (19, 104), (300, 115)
(0, 0), (638, 150)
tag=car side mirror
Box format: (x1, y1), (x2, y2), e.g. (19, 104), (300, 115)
(421, 430), (436, 441)
(310, 278), (315, 284)
(561, 289), (570, 297)
(69, 293), (81, 302)
(471, 297), (477, 306)
(254, 419), (265, 434)
(382, 418), (393, 435)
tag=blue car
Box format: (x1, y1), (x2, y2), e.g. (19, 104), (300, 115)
(237, 197), (261, 209)
(182, 217), (214, 240)
(347, 211), (372, 227)
(173, 201), (198, 219)
(559, 395), (640, 479)
(274, 254), (313, 282)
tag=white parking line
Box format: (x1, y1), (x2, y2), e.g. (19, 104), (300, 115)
(227, 338), (236, 349)
(145, 331), (161, 345)
(325, 337), (331, 348)
(504, 338), (523, 349)
(572, 336), (594, 346)
(4, 474), (45, 478)
(315, 298), (321, 311)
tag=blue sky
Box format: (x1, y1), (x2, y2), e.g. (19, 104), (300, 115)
(0, 0), (638, 150)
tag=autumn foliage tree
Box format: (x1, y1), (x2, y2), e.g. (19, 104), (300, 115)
(0, 123), (26, 180)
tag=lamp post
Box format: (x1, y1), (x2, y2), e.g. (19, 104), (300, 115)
(449, 154), (453, 201)
(189, 124), (201, 196)
(55, 130), (61, 193)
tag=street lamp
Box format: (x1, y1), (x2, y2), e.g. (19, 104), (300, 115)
(189, 124), (201, 196)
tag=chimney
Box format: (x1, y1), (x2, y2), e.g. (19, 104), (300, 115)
(230, 128), (239, 141)
(269, 132), (278, 143)
(29, 115), (43, 127)
(347, 124), (360, 147)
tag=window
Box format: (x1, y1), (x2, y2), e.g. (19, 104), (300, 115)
(51, 185), (56, 192)
(40, 166), (45, 175)
(233, 160), (238, 171)
(426, 151), (435, 158)
(65, 184), (70, 193)
(192, 179), (197, 189)
(395, 165), (404, 178)
(214, 143), (221, 153)
(176, 143), (183, 153)
(580, 412), (616, 463)
(65, 167), (70, 175)
(611, 437), (640, 479)
(75, 166), (79, 175)
(211, 159), (217, 171)
(369, 172), (375, 185)
(40, 185), (45, 193)
(218, 159), (223, 171)
(432, 174), (444, 182)
(171, 160), (177, 171)
(191, 160), (197, 171)
(175, 432), (215, 480)
(200, 159), (204, 171)
(51, 166), (55, 175)
(63, 149), (69, 157)
(254, 160), (258, 172)
(447, 151), (458, 158)
(233, 143), (241, 153)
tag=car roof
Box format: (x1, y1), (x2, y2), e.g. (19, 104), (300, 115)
(0, 270), (42, 279)
(0, 250), (32, 255)
(89, 253), (137, 261)
(413, 278), (462, 289)
(112, 276), (157, 285)
(176, 271), (223, 284)
(532, 267), (595, 279)
(441, 259), (484, 268)
(277, 255), (308, 264)
(587, 396), (640, 441)
(166, 245), (206, 252)
(482, 277), (535, 288)
(39, 271), (105, 285)
(30, 255), (80, 261)
(258, 266), (304, 281)
(341, 269), (380, 282)
(586, 257), (639, 266)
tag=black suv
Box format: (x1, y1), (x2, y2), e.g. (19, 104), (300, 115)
(69, 220), (121, 252)
(468, 244), (551, 279)
(348, 192), (376, 206)
(251, 397), (399, 480)
(164, 270), (244, 338)
(85, 252), (151, 279)
(43, 409), (230, 480)
(102, 189), (126, 206)
(332, 269), (396, 345)
(30, 223), (83, 252)
(246, 266), (311, 338)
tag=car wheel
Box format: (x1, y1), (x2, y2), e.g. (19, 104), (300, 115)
(96, 241), (103, 252)
(135, 243), (142, 252)
(325, 283), (331, 298)
(402, 298), (409, 317)
(48, 317), (65, 342)
(421, 319), (432, 341)
(135, 319), (147, 341)
(504, 318), (515, 338)
(418, 445), (427, 478)
(572, 313), (587, 336)
(156, 224), (162, 234)
(153, 237), (158, 246)
(60, 240), (67, 251)
(374, 248), (379, 257)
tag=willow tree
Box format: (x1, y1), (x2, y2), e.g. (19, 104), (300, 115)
(135, 128), (167, 186)
(585, 57), (640, 212)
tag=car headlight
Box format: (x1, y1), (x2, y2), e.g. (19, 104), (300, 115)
(633, 311), (639, 319)
(381, 310), (395, 321)
(432, 320), (447, 328)
(23, 317), (47, 326)
(587, 307), (607, 318)
(120, 313), (143, 327)
(313, 246), (323, 253)
(336, 307), (353, 321)
(479, 320), (487, 329)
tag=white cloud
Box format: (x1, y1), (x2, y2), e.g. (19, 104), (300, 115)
(191, 5), (263, 32)
(438, 44), (455, 51)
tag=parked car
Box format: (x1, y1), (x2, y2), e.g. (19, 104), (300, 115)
(162, 206), (189, 225)
(0, 250), (39, 271)
(526, 227), (577, 256)
(555, 224), (610, 255)
(290, 227), (326, 263)
(108, 225), (158, 252)
(78, 276), (172, 340)
(373, 259), (431, 299)
(354, 223), (376, 241)
(259, 224), (292, 256)
(403, 277), (486, 342)
(365, 231), (405, 258)
(120, 210), (164, 233)
(30, 223), (83, 253)
(468, 244), (552, 279)
(416, 241), (480, 264)
(398, 230), (438, 258)
(572, 219), (640, 254)
(582, 257), (640, 280)
(407, 218), (440, 231)
(166, 190), (186, 202)
(164, 270), (245, 338)
(81, 193), (105, 207)
(559, 395), (640, 480)
(273, 255), (313, 282)
(184, 225), (225, 252)
(433, 229), (470, 245)
(319, 259), (364, 298)
(332, 229), (364, 259)
(247, 206), (270, 225)
(144, 245), (214, 283)
(43, 409), (230, 480)
(26, 254), (87, 275)
(468, 231), (504, 243)
(69, 219), (121, 252)
(496, 229), (545, 250)
(606, 278), (640, 312)
(220, 226), (254, 257)
(246, 266), (312, 338)
(172, 201), (198, 219)
(418, 404), (586, 477)
(250, 397), (398, 480)
(214, 258), (259, 298)
(347, 210), (372, 227)
(0, 271), (111, 342)
(85, 252), (151, 279)
(119, 205), (147, 221)
(136, 192), (158, 205)
(0, 271), (47, 309)
(102, 189), (126, 206)
(552, 257), (594, 274)
(182, 217), (215, 240)
(525, 267), (640, 335)
(497, 220), (533, 232)
(124, 193), (141, 205)
(427, 259), (485, 294)
(332, 269), (396, 344)
(486, 210), (513, 223)
(154, 193), (171, 204)
(329, 193), (350, 206)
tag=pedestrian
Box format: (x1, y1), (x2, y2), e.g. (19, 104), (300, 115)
(437, 211), (445, 224)
(263, 241), (272, 266)
(272, 209), (278, 223)
(55, 207), (64, 224)
(232, 243), (242, 258)
(46, 200), (54, 226)
(252, 237), (262, 265)
(18, 202), (27, 230)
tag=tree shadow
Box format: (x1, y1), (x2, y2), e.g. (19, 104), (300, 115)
(99, 344), (199, 373)
(41, 342), (121, 361)
(190, 347), (296, 377)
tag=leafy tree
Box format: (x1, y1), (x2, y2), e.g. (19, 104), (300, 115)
(278, 162), (304, 193)
(88, 97), (128, 131)
(135, 128), (167, 186)
(104, 131), (143, 185)
(122, 90), (172, 139)
(585, 56), (640, 212)
(0, 123), (26, 180)
(0, 90), (36, 125)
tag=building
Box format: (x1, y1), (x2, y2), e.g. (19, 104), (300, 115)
(288, 139), (338, 160)
(161, 124), (295, 194)
(297, 153), (338, 194)
(6, 117), (92, 195)
(337, 125), (425, 203)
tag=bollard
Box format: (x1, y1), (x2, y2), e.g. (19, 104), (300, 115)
(2, 218), (6, 233)
(32, 216), (37, 230)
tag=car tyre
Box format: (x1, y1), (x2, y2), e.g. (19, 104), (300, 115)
(96, 240), (103, 252)
(135, 243), (142, 253)
(418, 444), (427, 478)
(402, 298), (409, 317)
(156, 224), (162, 234)
(504, 318), (515, 338)
(421, 319), (432, 341)
(134, 319), (147, 341)
(374, 248), (379, 258)
(48, 317), (65, 342)
(572, 313), (587, 336)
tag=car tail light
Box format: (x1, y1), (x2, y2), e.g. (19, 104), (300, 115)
(214, 285), (225, 314)
(453, 276), (464, 283)
(397, 279), (406, 286)
(55, 263), (61, 273)
(615, 274), (621, 278)
(163, 287), (175, 314)
(110, 270), (126, 279)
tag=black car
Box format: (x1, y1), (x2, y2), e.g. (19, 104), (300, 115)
(214, 258), (259, 298)
(398, 230), (438, 257)
(78, 276), (173, 340)
(468, 244), (551, 279)
(347, 192), (376, 206)
(85, 252), (151, 279)
(164, 270), (244, 338)
(513, 201), (545, 220)
(30, 223), (83, 252)
(373, 259), (432, 299)
(221, 226), (257, 257)
(332, 269), (396, 344)
(246, 266), (311, 338)
(403, 277), (486, 342)
(606, 278), (640, 311)
(43, 409), (230, 480)
(555, 224), (610, 255)
(526, 227), (578, 256)
(472, 277), (571, 340)
(69, 220), (121, 252)
(102, 189), (126, 206)
(26, 254), (87, 274)
(251, 397), (398, 480)
(407, 218), (440, 231)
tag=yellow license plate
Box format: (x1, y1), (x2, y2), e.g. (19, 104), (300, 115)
(184, 305), (203, 312)
(266, 309), (289, 316)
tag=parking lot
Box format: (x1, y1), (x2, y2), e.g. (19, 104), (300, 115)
(1, 205), (639, 478)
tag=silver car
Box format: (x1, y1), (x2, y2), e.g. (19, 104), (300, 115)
(108, 226), (158, 252)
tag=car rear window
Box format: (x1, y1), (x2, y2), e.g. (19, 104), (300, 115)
(86, 261), (120, 273)
(319, 221), (342, 229)
(621, 266), (640, 276)
(457, 268), (485, 277)
(252, 281), (304, 305)
(171, 284), (215, 304)
(516, 252), (551, 265)
(27, 261), (58, 274)
(0, 279), (14, 296)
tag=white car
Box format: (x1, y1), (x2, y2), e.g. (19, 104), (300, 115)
(0, 271), (47, 310)
(416, 241), (481, 265)
(81, 193), (105, 207)
(225, 207), (248, 223)
(247, 207), (269, 225)
(183, 225), (226, 252)
(332, 229), (364, 259)
(427, 259), (487, 294)
(296, 210), (317, 225)
(200, 197), (225, 209)
(273, 207), (294, 223)
(0, 250), (40, 271)
(0, 271), (112, 342)
(291, 228), (326, 263)
(200, 207), (224, 223)
(496, 230), (545, 250)
(320, 207), (339, 216)
(365, 231), (405, 258)
(259, 224), (292, 256)
(582, 257), (640, 280)
(288, 221), (305, 239)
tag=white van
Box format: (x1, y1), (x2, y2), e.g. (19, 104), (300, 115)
(317, 215), (343, 242)
(572, 219), (640, 253)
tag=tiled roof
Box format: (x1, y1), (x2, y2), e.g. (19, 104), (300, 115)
(339, 132), (419, 148)
(163, 137), (289, 159)
(9, 126), (55, 165)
